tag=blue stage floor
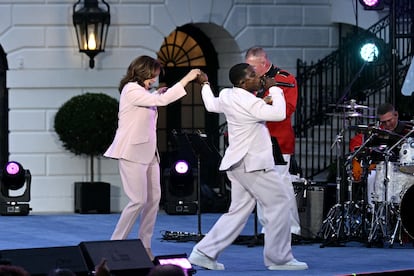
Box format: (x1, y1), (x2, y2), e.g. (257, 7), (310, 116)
(0, 211), (413, 275)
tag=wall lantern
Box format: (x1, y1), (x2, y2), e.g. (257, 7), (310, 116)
(73, 0), (110, 69)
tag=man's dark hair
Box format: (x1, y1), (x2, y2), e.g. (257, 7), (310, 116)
(147, 264), (185, 276)
(0, 265), (29, 276)
(229, 63), (250, 86)
(377, 103), (395, 115)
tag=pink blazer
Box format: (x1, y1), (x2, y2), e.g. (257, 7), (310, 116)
(104, 82), (187, 164)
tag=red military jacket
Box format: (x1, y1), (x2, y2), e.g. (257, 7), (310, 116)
(263, 65), (298, 154)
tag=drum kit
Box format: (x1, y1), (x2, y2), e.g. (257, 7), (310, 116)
(318, 99), (414, 247)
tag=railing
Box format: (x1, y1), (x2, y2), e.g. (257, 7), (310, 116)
(295, 1), (413, 179)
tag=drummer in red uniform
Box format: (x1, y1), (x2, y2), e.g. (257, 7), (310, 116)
(350, 103), (413, 155)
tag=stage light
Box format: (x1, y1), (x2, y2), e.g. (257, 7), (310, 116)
(355, 35), (386, 65)
(359, 41), (380, 63)
(359, 0), (384, 10)
(153, 254), (195, 276)
(163, 160), (198, 215)
(174, 160), (190, 174)
(169, 160), (194, 198)
(0, 161), (32, 216)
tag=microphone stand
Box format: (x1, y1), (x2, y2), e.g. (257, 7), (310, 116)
(336, 61), (368, 105)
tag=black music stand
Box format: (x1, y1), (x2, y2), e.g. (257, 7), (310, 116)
(162, 131), (228, 242)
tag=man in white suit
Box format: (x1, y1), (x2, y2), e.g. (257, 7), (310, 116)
(188, 63), (308, 271)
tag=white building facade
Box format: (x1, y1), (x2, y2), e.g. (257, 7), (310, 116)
(0, 0), (381, 213)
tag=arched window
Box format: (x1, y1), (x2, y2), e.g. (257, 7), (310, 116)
(157, 29), (207, 67)
(156, 25), (218, 162)
(157, 25), (228, 210)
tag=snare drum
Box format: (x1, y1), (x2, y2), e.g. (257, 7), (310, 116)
(400, 137), (414, 174)
(372, 161), (414, 203)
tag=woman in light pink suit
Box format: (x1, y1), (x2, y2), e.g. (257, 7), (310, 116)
(104, 55), (201, 259)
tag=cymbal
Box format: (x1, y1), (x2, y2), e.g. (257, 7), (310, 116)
(327, 112), (376, 119)
(329, 103), (371, 110)
(350, 125), (403, 138)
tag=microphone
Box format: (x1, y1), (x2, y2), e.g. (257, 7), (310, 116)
(260, 76), (295, 88)
(256, 77), (295, 99)
(274, 81), (295, 88)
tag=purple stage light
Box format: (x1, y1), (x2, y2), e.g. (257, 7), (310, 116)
(0, 161), (31, 215)
(361, 0), (379, 7)
(174, 160), (189, 174)
(154, 254), (195, 275)
(2, 161), (27, 191)
(359, 0), (384, 10)
(157, 257), (192, 270)
(5, 161), (21, 175)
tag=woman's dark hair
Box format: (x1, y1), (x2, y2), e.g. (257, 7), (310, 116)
(229, 63), (250, 87)
(118, 55), (162, 93)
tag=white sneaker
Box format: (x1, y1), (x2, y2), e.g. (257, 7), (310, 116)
(188, 248), (225, 270)
(268, 258), (308, 270)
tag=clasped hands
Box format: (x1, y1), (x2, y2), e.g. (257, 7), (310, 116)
(196, 70), (209, 85)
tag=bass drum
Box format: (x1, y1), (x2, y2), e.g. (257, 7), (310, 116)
(400, 184), (414, 238)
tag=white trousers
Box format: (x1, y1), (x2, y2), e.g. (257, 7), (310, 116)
(194, 159), (294, 266)
(257, 154), (301, 235)
(111, 156), (161, 249)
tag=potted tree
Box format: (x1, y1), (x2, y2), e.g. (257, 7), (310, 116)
(54, 92), (118, 213)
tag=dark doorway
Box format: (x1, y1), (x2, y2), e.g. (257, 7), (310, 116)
(157, 24), (229, 212)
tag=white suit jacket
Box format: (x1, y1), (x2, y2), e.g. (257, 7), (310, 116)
(104, 82), (187, 164)
(201, 85), (286, 172)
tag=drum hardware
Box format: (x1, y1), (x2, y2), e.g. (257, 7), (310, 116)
(367, 128), (414, 246)
(367, 144), (394, 245)
(319, 200), (371, 246)
(346, 133), (378, 182)
(351, 125), (403, 139)
(368, 201), (399, 245)
(390, 209), (402, 245)
(319, 101), (375, 247)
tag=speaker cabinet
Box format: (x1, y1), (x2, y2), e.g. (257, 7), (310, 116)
(0, 246), (89, 276)
(298, 185), (325, 239)
(75, 182), (110, 214)
(79, 239), (154, 275)
(294, 182), (337, 239)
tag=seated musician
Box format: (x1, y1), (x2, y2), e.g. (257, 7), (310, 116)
(350, 103), (414, 204)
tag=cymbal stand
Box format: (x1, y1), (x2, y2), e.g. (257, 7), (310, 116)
(345, 133), (377, 240)
(368, 149), (395, 245)
(319, 122), (347, 246)
(389, 208), (402, 245)
(320, 126), (376, 246)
